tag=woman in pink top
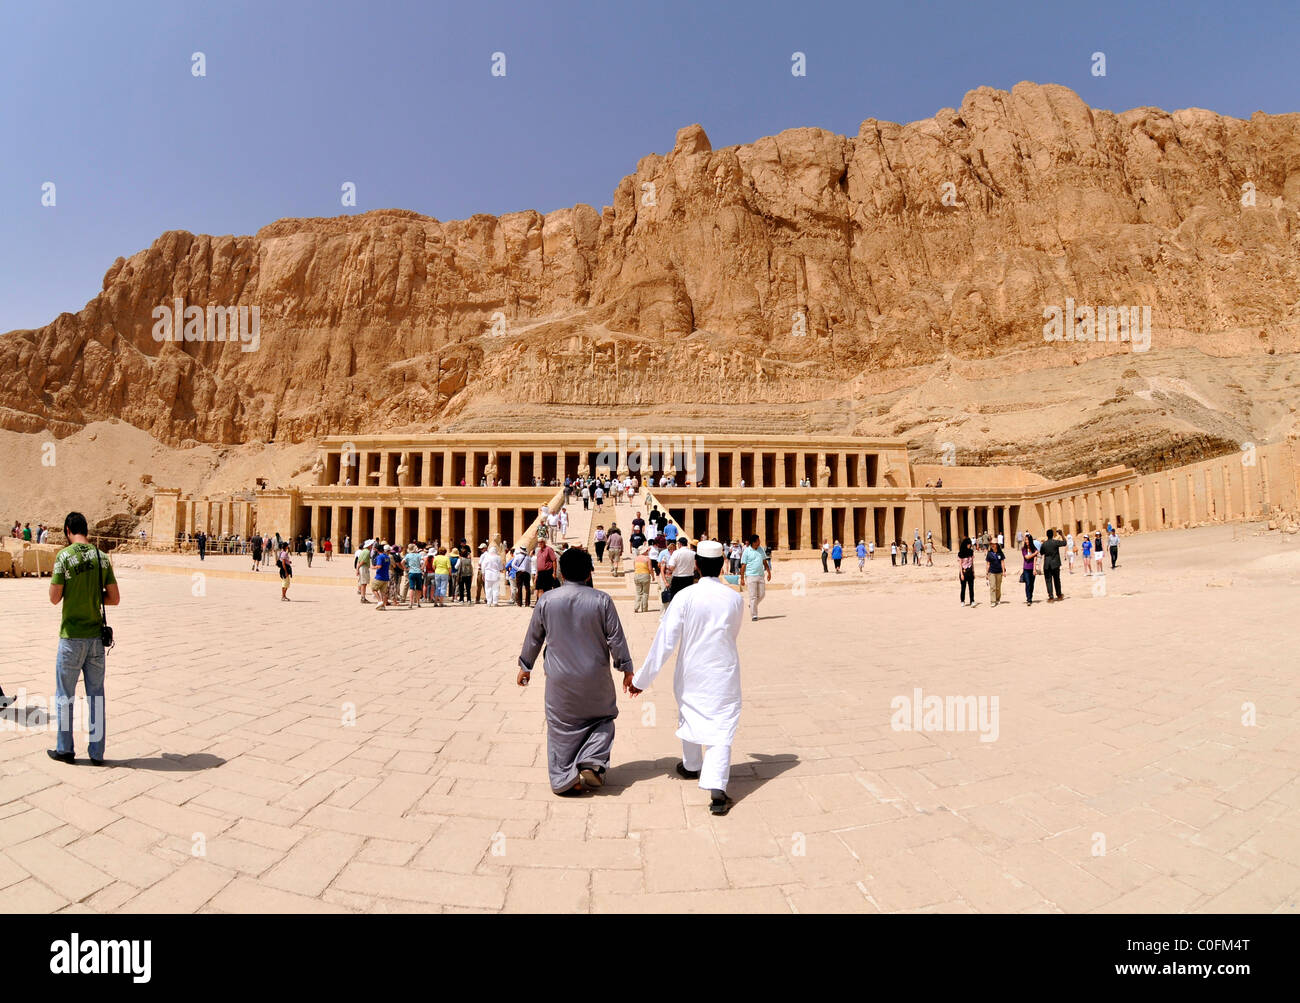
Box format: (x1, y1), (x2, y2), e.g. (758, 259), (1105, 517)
(1021, 534), (1039, 605)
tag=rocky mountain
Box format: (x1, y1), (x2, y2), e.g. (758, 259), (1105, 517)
(3, 81), (1298, 477)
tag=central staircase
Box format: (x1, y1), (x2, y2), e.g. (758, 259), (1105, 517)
(554, 486), (650, 601)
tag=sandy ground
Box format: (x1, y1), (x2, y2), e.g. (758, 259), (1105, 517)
(0, 421), (317, 537)
(0, 523), (1297, 913)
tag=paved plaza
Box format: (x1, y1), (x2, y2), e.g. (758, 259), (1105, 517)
(2, 524), (1298, 913)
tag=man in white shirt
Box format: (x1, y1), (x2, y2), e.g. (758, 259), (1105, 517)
(664, 539), (696, 604)
(481, 545), (504, 605)
(630, 540), (743, 816)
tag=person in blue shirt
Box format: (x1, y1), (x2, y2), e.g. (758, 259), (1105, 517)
(1081, 534), (1093, 575)
(831, 541), (843, 573)
(664, 522), (678, 543)
(372, 544), (392, 609)
(738, 534), (771, 621)
(855, 540), (866, 572)
(985, 542), (1006, 606)
(403, 546), (424, 608)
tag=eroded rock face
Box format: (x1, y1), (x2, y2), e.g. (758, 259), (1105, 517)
(3, 83), (1299, 463)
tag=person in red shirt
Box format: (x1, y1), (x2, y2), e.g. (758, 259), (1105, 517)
(534, 540), (558, 594)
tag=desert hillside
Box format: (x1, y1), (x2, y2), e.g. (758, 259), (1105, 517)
(3, 81), (1299, 491)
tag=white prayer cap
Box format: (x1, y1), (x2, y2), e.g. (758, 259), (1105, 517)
(697, 540), (724, 559)
(363, 539), (374, 548)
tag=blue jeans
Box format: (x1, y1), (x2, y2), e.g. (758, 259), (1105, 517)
(55, 638), (106, 760)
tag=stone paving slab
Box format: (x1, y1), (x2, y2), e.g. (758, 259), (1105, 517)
(1, 523), (1298, 913)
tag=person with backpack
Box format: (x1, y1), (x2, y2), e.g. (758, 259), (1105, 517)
(354, 539), (372, 603)
(403, 544), (424, 608)
(462, 544), (479, 603)
(48, 511), (120, 765)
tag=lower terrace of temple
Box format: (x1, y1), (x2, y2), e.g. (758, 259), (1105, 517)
(150, 433), (1300, 558)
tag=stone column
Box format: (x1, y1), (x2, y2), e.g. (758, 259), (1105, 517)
(533, 449), (544, 482)
(776, 452), (787, 488)
(753, 452), (763, 488)
(796, 451), (806, 486)
(822, 503), (832, 546)
(799, 504), (812, 550)
(440, 448), (452, 487)
(836, 453), (848, 488)
(489, 506), (500, 543)
(310, 505), (322, 545)
(707, 450), (719, 488)
(707, 505), (719, 541)
(686, 441), (698, 486)
(731, 449), (742, 487)
(987, 504), (995, 537)
(510, 449), (521, 487)
(555, 449), (565, 482)
(442, 506), (454, 545)
(418, 506), (430, 542)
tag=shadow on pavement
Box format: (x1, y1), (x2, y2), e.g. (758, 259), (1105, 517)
(114, 752), (227, 772)
(603, 751), (801, 806)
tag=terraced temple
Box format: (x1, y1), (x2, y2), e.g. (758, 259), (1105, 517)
(149, 433), (1300, 555)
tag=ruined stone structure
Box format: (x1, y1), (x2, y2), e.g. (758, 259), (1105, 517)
(150, 434), (1300, 556)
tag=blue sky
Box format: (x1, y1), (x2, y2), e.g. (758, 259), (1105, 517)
(2, 0), (1296, 331)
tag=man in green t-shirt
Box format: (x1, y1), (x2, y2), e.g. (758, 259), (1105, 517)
(48, 511), (120, 765)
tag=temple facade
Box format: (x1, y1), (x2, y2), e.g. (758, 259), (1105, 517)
(150, 433), (1300, 557)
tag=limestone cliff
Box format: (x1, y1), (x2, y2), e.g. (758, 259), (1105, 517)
(3, 82), (1298, 476)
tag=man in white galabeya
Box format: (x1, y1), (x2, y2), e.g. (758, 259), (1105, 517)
(629, 540), (743, 816)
